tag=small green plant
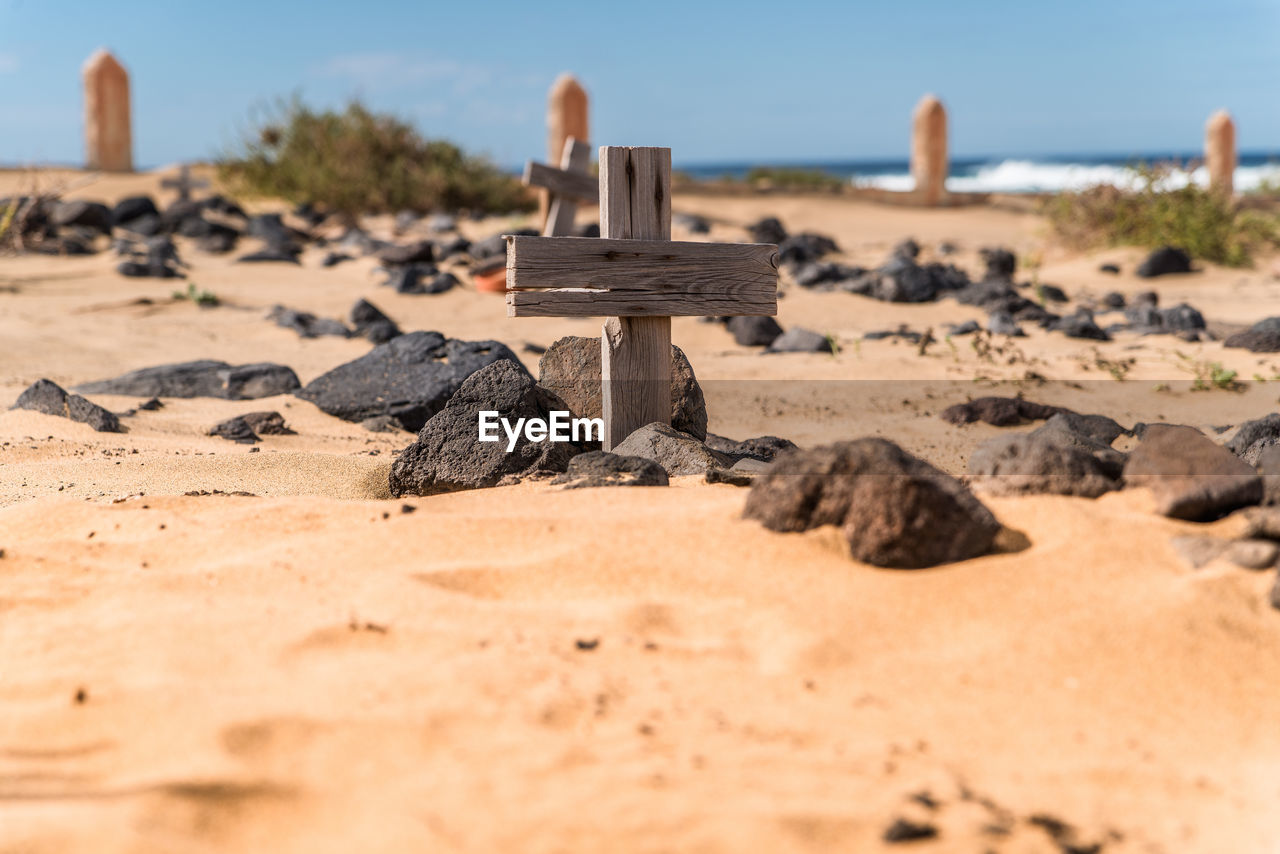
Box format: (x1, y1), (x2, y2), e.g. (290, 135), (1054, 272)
(1045, 164), (1278, 267)
(1175, 351), (1243, 391)
(1024, 250), (1046, 306)
(969, 329), (1034, 368)
(825, 333), (842, 356)
(173, 282), (219, 307)
(1207, 363), (1240, 390)
(1088, 348), (1134, 381)
(219, 96), (533, 221)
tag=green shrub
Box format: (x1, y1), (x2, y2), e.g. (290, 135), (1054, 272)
(1045, 165), (1278, 267)
(173, 283), (219, 307)
(219, 97), (533, 220)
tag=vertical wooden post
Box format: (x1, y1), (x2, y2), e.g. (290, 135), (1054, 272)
(83, 49), (133, 173)
(599, 147), (672, 450)
(911, 94), (947, 206)
(543, 74), (589, 229)
(1205, 110), (1236, 196)
(544, 137), (591, 237)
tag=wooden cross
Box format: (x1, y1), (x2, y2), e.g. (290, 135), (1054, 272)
(522, 136), (597, 237)
(161, 164), (209, 203)
(506, 146), (778, 449)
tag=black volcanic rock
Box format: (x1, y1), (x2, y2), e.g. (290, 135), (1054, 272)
(209, 415), (260, 444)
(377, 240), (435, 267)
(727, 315), (784, 347)
(111, 195), (159, 228)
(704, 433), (797, 463)
(611, 423), (733, 476)
(968, 432), (1120, 498)
(12, 379), (122, 433)
(941, 397), (1063, 427)
(348, 299), (402, 344)
(777, 233), (839, 265)
(979, 246), (1016, 280)
(1226, 413), (1280, 464)
(296, 331), (525, 431)
(1136, 246), (1192, 278)
(552, 451), (669, 489)
(267, 306), (352, 339)
(388, 360), (580, 496)
(1052, 308), (1110, 340)
(747, 216), (787, 245)
(236, 245), (302, 264)
(1124, 424), (1262, 520)
(1225, 318), (1280, 352)
(52, 200), (112, 235)
(765, 327), (834, 353)
(743, 438), (1001, 568)
(77, 360), (300, 400)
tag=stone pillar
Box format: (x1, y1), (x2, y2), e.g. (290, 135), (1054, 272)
(83, 49), (133, 172)
(542, 74), (589, 226)
(1205, 109), (1236, 195)
(910, 94), (947, 206)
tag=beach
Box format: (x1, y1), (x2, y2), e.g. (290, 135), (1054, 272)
(4, 167), (1280, 852)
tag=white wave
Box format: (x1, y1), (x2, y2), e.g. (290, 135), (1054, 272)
(853, 159), (1280, 194)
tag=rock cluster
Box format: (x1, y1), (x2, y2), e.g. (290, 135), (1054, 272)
(753, 214), (1211, 344)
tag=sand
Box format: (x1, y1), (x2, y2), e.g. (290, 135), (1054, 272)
(3, 167), (1280, 852)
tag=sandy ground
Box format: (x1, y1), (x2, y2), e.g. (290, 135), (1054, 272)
(3, 167), (1280, 852)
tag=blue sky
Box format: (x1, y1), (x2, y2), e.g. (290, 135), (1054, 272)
(1, 0), (1277, 169)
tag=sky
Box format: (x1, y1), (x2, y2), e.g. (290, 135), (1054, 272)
(0, 0), (1277, 170)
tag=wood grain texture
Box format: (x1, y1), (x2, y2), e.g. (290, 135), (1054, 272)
(506, 288), (775, 317)
(599, 147), (670, 242)
(601, 316), (671, 449)
(599, 146), (673, 449)
(505, 236), (778, 305)
(523, 160), (598, 204)
(544, 137), (593, 237)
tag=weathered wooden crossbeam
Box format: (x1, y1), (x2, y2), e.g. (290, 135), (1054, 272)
(505, 236), (777, 316)
(523, 160), (598, 204)
(523, 137), (594, 238)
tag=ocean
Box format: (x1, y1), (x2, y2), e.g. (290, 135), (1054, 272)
(676, 151), (1280, 194)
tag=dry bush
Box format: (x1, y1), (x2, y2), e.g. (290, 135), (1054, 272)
(218, 98), (534, 220)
